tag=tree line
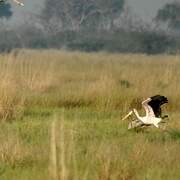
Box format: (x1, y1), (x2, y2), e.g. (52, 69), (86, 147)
(0, 0), (180, 54)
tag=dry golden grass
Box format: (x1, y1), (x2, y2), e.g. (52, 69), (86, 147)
(48, 111), (180, 180)
(0, 49), (180, 117)
(0, 50), (180, 179)
(0, 128), (36, 168)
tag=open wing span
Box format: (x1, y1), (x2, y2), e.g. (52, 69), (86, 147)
(122, 95), (168, 129)
(148, 95), (168, 118)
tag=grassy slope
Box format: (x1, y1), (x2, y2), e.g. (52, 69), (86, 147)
(0, 50), (179, 179)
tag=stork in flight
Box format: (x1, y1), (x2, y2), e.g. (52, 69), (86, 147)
(0, 0), (24, 6)
(122, 95), (168, 129)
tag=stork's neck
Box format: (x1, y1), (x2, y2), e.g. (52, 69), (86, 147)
(133, 109), (142, 119)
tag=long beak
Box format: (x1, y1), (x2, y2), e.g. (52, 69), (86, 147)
(122, 110), (133, 121)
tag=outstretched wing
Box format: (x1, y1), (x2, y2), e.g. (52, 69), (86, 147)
(142, 98), (155, 118)
(148, 95), (168, 118)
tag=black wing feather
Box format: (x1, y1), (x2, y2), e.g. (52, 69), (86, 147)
(148, 95), (168, 118)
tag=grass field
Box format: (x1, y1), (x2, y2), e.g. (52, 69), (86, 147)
(0, 50), (180, 180)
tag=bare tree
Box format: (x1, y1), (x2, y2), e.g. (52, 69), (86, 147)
(40, 0), (125, 34)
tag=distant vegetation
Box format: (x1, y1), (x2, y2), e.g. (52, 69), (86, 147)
(156, 1), (180, 30)
(0, 1), (12, 19)
(0, 0), (180, 54)
(0, 50), (179, 119)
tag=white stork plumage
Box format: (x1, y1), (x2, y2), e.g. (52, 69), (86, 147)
(122, 95), (168, 129)
(13, 0), (24, 6)
(0, 0), (24, 6)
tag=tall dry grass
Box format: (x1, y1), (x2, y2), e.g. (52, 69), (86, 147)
(48, 111), (180, 180)
(0, 50), (180, 179)
(0, 49), (180, 120)
(49, 113), (76, 180)
(0, 128), (35, 168)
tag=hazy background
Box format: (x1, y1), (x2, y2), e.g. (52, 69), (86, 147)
(128, 0), (174, 21)
(8, 0), (44, 25)
(1, 0), (180, 54)
(9, 0), (174, 25)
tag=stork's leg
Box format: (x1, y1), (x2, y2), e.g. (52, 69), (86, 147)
(162, 115), (168, 119)
(127, 109), (143, 129)
(161, 115), (169, 123)
(154, 123), (159, 128)
(159, 117), (168, 130)
(128, 119), (144, 129)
